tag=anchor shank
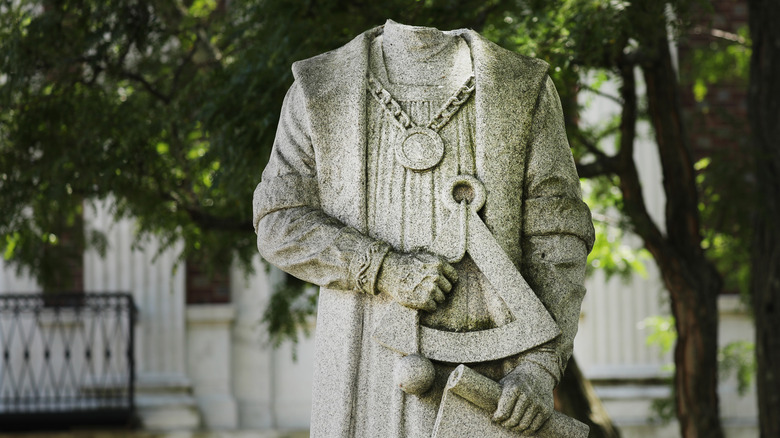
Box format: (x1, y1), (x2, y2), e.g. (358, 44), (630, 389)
(465, 209), (559, 343)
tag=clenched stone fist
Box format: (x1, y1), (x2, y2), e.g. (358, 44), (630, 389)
(376, 251), (458, 311)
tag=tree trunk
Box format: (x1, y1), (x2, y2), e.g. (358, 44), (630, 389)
(662, 265), (723, 438)
(614, 26), (725, 437)
(641, 39), (725, 438)
(748, 1), (780, 436)
(556, 356), (621, 438)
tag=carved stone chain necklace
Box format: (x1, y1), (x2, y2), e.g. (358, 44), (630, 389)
(367, 72), (476, 172)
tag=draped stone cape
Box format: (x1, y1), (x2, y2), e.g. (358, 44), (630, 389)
(254, 25), (594, 437)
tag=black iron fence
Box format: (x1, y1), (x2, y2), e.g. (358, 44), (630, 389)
(0, 293), (136, 429)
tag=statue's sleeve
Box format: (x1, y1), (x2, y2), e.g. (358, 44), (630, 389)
(253, 81), (390, 293)
(518, 75), (595, 383)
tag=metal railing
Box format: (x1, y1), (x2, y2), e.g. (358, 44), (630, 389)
(0, 293), (136, 429)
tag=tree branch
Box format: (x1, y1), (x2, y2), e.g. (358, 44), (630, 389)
(572, 129), (613, 161)
(691, 26), (749, 46)
(581, 83), (623, 105)
(576, 160), (617, 178)
(168, 44), (199, 99)
(183, 207), (253, 232)
(119, 71), (172, 104)
(614, 57), (668, 260)
(571, 128), (619, 177)
(157, 190), (252, 233)
(642, 33), (703, 259)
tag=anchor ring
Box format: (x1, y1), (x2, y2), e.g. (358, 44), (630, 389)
(442, 175), (486, 212)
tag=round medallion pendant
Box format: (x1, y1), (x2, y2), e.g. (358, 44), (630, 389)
(395, 127), (445, 171)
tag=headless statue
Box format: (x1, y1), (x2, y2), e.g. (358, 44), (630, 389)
(253, 19), (594, 437)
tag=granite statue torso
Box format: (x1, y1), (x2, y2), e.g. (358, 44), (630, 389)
(253, 20), (594, 437)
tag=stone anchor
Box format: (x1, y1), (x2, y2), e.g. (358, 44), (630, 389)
(373, 175), (588, 437)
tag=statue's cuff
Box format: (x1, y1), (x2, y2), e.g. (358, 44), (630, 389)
(518, 347), (562, 385)
(349, 240), (391, 295)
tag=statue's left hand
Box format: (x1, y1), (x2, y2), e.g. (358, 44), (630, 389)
(493, 362), (555, 435)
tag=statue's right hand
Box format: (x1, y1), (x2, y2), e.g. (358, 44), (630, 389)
(376, 251), (458, 311)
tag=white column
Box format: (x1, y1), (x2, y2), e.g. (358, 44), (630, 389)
(0, 259), (40, 293)
(84, 200), (187, 377)
(83, 200), (198, 430)
(273, 325), (316, 429)
(186, 303), (238, 429)
(230, 255), (316, 431)
(230, 255), (278, 429)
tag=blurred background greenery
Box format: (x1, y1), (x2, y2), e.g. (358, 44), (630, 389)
(2, 1), (777, 437)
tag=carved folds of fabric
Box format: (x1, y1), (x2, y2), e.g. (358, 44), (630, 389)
(253, 174), (320, 232)
(348, 240), (390, 295)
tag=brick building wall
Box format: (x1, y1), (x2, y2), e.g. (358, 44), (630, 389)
(678, 0), (750, 158)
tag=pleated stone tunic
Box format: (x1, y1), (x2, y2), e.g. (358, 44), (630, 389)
(349, 34), (515, 437)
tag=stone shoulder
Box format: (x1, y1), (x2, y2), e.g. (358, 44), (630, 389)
(291, 26), (550, 98)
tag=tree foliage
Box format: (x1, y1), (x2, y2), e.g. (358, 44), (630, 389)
(0, 0), (511, 285)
